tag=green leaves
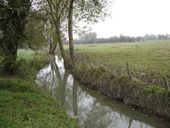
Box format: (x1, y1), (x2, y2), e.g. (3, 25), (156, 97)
(0, 0), (31, 74)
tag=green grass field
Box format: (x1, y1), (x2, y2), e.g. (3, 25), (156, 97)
(17, 49), (45, 61)
(74, 40), (170, 77)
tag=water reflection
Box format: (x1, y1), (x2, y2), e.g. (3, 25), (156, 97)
(36, 56), (169, 128)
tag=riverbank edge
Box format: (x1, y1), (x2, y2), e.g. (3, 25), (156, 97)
(72, 63), (170, 119)
(0, 52), (79, 128)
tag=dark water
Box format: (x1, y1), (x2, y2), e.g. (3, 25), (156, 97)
(36, 56), (170, 128)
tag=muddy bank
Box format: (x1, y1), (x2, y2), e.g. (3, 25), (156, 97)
(72, 63), (170, 119)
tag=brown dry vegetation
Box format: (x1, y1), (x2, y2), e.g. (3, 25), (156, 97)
(72, 63), (170, 118)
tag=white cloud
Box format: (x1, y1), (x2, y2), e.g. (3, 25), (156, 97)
(92, 0), (170, 38)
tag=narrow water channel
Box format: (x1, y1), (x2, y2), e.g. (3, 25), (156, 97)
(36, 56), (170, 128)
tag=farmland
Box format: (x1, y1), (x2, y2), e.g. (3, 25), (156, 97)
(74, 40), (170, 77)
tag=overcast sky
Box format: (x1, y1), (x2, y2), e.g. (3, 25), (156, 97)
(91, 0), (170, 38)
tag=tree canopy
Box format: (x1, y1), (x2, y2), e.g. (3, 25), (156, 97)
(0, 0), (31, 74)
(0, 0), (110, 74)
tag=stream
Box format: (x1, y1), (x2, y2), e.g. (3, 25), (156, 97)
(36, 56), (170, 128)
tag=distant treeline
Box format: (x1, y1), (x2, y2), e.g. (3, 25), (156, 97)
(72, 32), (170, 44)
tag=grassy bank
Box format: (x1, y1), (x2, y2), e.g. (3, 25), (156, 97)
(0, 50), (79, 128)
(72, 40), (170, 119)
(73, 63), (170, 119)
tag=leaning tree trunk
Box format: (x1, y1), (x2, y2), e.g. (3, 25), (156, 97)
(68, 0), (75, 68)
(55, 24), (68, 66)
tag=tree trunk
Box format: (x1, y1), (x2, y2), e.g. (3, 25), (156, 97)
(49, 39), (57, 55)
(1, 25), (18, 74)
(55, 24), (67, 64)
(68, 0), (75, 68)
(0, 0), (30, 75)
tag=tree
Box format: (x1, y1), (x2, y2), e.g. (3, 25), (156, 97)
(0, 0), (31, 74)
(21, 10), (47, 49)
(68, 0), (75, 67)
(44, 21), (59, 54)
(38, 0), (110, 68)
(40, 0), (69, 64)
(67, 0), (110, 67)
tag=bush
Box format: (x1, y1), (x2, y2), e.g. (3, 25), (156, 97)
(16, 57), (47, 79)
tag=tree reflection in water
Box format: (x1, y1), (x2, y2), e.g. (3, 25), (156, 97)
(36, 55), (170, 128)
